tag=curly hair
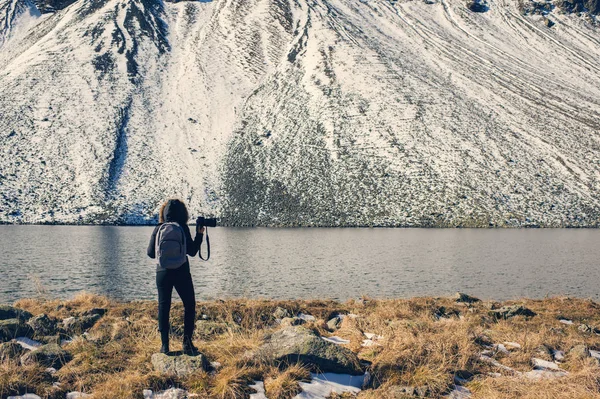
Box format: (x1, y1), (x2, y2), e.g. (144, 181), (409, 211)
(158, 199), (189, 225)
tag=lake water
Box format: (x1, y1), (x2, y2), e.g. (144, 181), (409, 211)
(0, 226), (598, 303)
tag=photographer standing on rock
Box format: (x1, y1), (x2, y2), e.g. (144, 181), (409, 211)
(147, 199), (203, 355)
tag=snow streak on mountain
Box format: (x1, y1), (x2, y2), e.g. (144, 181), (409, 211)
(0, 0), (599, 226)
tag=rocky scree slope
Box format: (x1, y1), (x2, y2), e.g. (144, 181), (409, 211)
(0, 0), (599, 226)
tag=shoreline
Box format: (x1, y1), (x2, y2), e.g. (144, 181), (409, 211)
(1, 294), (599, 398)
(2, 222), (600, 228)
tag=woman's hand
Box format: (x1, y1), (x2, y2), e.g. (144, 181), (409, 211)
(196, 226), (205, 235)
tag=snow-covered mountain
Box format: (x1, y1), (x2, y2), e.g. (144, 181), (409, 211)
(0, 0), (599, 226)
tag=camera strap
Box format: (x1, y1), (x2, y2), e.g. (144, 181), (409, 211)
(199, 228), (210, 261)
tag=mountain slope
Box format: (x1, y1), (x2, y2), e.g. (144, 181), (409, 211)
(1, 0), (599, 226)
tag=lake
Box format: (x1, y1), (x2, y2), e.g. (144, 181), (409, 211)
(0, 226), (598, 303)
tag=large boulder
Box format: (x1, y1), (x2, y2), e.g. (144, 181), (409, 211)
(488, 305), (536, 320)
(252, 326), (363, 375)
(20, 343), (72, 369)
(151, 352), (209, 376)
(0, 341), (25, 360)
(62, 314), (101, 335)
(0, 319), (34, 342)
(0, 305), (32, 321)
(28, 314), (58, 337)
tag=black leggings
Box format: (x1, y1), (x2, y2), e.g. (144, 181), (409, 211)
(156, 262), (196, 343)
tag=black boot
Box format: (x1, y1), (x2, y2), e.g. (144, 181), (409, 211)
(160, 342), (170, 354)
(160, 330), (169, 354)
(182, 336), (198, 356)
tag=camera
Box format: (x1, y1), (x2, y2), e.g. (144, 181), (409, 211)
(196, 216), (217, 228)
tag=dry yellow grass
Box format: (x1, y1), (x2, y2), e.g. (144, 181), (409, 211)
(0, 293), (599, 398)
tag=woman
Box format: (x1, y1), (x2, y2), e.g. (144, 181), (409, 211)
(147, 199), (203, 355)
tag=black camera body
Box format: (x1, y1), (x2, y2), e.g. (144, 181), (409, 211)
(196, 216), (217, 228)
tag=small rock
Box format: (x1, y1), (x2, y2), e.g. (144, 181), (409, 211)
(327, 315), (343, 331)
(447, 385), (472, 399)
(559, 319), (574, 325)
(531, 357), (561, 371)
(535, 344), (554, 361)
(543, 17), (555, 27)
(0, 341), (25, 360)
(493, 344), (509, 355)
(20, 343), (72, 369)
(0, 305), (32, 321)
(151, 352), (209, 376)
(387, 385), (415, 397)
(454, 292), (480, 304)
(479, 355), (522, 375)
(524, 369), (568, 379)
(66, 393), (92, 399)
(553, 350), (565, 362)
(28, 314), (58, 337)
(297, 313), (316, 322)
(15, 336), (42, 350)
(62, 314), (101, 335)
(0, 318), (34, 342)
(280, 317), (305, 327)
(488, 305), (536, 320)
(7, 394), (42, 399)
(82, 308), (107, 317)
(569, 344), (591, 360)
(273, 307), (291, 319)
(195, 320), (228, 339)
(578, 324), (600, 334)
(434, 306), (461, 320)
(503, 342), (521, 350)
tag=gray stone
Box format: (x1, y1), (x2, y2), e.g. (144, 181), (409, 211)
(569, 344), (591, 360)
(454, 292), (480, 304)
(82, 308), (107, 317)
(326, 316), (342, 331)
(0, 305), (32, 321)
(252, 326), (363, 375)
(28, 314), (58, 337)
(578, 324), (600, 334)
(488, 305), (536, 320)
(433, 306), (461, 320)
(62, 314), (101, 335)
(0, 318), (34, 342)
(386, 385), (429, 397)
(535, 344), (554, 361)
(273, 307), (291, 319)
(151, 352), (209, 376)
(0, 341), (25, 360)
(280, 317), (305, 327)
(387, 385), (415, 397)
(20, 343), (72, 369)
(194, 320), (228, 339)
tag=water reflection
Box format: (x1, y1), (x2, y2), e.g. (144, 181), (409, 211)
(1, 226), (599, 303)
